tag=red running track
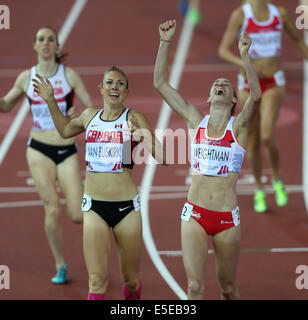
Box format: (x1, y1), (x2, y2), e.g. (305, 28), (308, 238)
(0, 0), (307, 300)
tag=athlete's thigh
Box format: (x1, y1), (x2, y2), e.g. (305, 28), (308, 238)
(181, 218), (209, 281)
(212, 225), (241, 281)
(113, 210), (143, 274)
(57, 154), (83, 209)
(260, 86), (285, 136)
(83, 211), (112, 274)
(26, 147), (58, 202)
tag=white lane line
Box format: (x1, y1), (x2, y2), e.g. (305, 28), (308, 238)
(140, 15), (198, 301)
(158, 247), (308, 256)
(57, 0), (87, 46)
(0, 199), (66, 208)
(0, 61), (304, 78)
(0, 184), (303, 194)
(0, 0), (87, 166)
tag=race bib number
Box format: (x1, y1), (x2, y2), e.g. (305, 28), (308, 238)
(232, 206), (240, 226)
(82, 194), (92, 212)
(274, 70), (286, 87)
(181, 202), (193, 221)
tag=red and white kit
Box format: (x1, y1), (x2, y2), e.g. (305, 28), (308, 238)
(27, 64), (74, 130)
(191, 115), (246, 177)
(186, 115), (245, 235)
(240, 2), (283, 59)
(237, 3), (286, 92)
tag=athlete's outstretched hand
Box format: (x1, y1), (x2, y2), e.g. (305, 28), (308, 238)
(159, 20), (176, 42)
(238, 32), (252, 59)
(127, 114), (148, 142)
(32, 74), (54, 102)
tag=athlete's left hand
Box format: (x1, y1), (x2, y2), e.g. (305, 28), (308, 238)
(238, 32), (252, 58)
(126, 114), (152, 143)
(32, 74), (54, 102)
(126, 114), (143, 142)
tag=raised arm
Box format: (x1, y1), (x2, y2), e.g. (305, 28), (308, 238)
(0, 70), (29, 112)
(153, 19), (203, 129)
(32, 74), (86, 138)
(218, 7), (245, 69)
(233, 32), (262, 146)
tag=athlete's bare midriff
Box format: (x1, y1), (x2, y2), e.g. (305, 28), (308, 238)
(188, 172), (239, 211)
(30, 128), (75, 145)
(84, 168), (138, 201)
(240, 56), (281, 78)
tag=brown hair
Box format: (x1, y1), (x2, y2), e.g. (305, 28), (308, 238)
(34, 26), (68, 64)
(100, 66), (129, 89)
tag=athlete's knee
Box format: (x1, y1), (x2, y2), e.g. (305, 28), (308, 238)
(187, 279), (205, 297)
(122, 277), (139, 292)
(88, 274), (108, 293)
(219, 280), (239, 300)
(72, 214), (83, 224)
(69, 209), (83, 224)
(44, 203), (61, 228)
(66, 202), (83, 224)
(261, 132), (275, 147)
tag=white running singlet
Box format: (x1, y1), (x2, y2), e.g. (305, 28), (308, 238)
(191, 115), (246, 177)
(26, 64), (74, 130)
(85, 108), (136, 173)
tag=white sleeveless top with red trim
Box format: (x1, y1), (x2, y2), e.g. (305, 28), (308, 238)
(85, 108), (136, 173)
(240, 3), (283, 59)
(191, 115), (246, 177)
(26, 64), (74, 130)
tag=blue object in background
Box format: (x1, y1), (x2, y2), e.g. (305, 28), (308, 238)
(178, 0), (189, 15)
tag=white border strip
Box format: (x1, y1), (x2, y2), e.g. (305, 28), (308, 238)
(158, 247), (308, 256)
(303, 30), (308, 213)
(140, 16), (197, 301)
(0, 0), (87, 166)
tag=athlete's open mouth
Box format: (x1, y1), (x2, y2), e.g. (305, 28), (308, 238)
(215, 88), (224, 95)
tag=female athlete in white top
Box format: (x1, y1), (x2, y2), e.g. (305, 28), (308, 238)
(154, 20), (261, 299)
(0, 26), (95, 284)
(32, 65), (166, 300)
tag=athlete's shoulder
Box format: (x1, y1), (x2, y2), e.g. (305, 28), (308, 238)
(64, 65), (75, 76)
(63, 65), (82, 85)
(228, 6), (244, 26)
(16, 69), (31, 92)
(276, 5), (289, 20)
(127, 110), (147, 122)
(81, 107), (100, 124)
(233, 5), (245, 17)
